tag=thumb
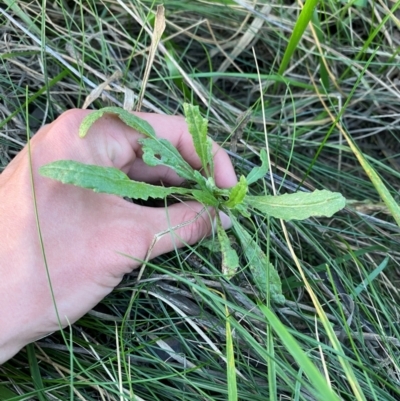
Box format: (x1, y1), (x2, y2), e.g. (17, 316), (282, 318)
(149, 202), (232, 258)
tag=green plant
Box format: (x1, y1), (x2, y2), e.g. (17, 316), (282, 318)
(39, 105), (346, 303)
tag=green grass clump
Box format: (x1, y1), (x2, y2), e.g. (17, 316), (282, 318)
(1, 1), (400, 400)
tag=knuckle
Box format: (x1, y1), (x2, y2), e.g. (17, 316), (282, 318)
(56, 108), (86, 124)
(51, 110), (81, 136)
(53, 109), (92, 136)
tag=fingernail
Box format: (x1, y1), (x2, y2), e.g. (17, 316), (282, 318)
(219, 211), (232, 230)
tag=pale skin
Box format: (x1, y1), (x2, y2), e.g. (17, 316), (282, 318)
(0, 109), (237, 364)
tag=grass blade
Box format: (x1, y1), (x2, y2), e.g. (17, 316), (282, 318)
(26, 344), (47, 401)
(354, 255), (390, 297)
(225, 303), (238, 401)
(278, 0), (320, 76)
(259, 305), (341, 401)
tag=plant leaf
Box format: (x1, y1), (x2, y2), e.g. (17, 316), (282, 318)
(79, 107), (156, 138)
(223, 175), (248, 208)
(139, 137), (197, 182)
(192, 189), (219, 207)
(231, 215), (285, 304)
(200, 237), (221, 253)
(216, 216), (239, 279)
(232, 202), (251, 218)
(246, 148), (269, 185)
(40, 160), (193, 200)
(193, 170), (208, 188)
(183, 103), (214, 177)
(247, 189), (346, 221)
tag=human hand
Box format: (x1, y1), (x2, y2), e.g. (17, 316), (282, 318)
(0, 109), (237, 363)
